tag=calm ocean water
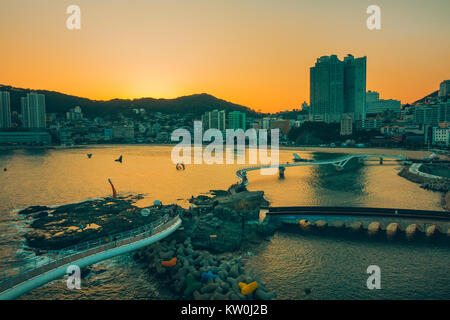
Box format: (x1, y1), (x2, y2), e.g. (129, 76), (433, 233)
(0, 145), (448, 299)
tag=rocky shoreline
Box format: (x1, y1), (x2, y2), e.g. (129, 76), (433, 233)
(398, 165), (450, 211)
(19, 194), (173, 251)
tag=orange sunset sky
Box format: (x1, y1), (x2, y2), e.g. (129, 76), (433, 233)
(0, 0), (449, 113)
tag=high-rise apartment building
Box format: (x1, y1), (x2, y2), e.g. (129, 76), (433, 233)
(21, 93), (47, 129)
(310, 54), (367, 123)
(344, 54), (367, 120)
(227, 111), (246, 130)
(201, 110), (226, 131)
(310, 55), (344, 122)
(0, 91), (12, 129)
(439, 80), (450, 98)
(413, 102), (450, 125)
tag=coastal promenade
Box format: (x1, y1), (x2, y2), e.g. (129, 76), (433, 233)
(0, 215), (182, 300)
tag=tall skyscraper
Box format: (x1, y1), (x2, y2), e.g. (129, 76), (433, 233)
(0, 91), (12, 129)
(21, 93), (46, 129)
(310, 55), (344, 122)
(310, 54), (367, 123)
(344, 54), (366, 120)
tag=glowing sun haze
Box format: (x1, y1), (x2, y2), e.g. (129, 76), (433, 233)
(0, 0), (449, 112)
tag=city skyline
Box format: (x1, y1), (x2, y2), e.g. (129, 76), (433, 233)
(1, 0), (449, 112)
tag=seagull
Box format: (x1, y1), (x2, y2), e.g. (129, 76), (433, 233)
(115, 155), (123, 163)
(87, 154), (92, 159)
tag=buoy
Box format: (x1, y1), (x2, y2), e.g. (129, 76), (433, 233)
(176, 162), (185, 170)
(238, 281), (258, 295)
(209, 235), (217, 238)
(405, 224), (423, 238)
(299, 219), (312, 231)
(108, 178), (118, 198)
(386, 223), (402, 237)
(315, 220), (328, 229)
(161, 257), (177, 267)
(426, 225), (442, 237)
(368, 222), (383, 235)
(115, 155), (123, 163)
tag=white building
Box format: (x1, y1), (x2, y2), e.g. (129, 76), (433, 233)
(66, 106), (83, 121)
(432, 127), (449, 146)
(262, 117), (271, 130)
(0, 91), (12, 129)
(21, 93), (46, 129)
(366, 91), (401, 114)
(340, 114), (353, 136)
(355, 118), (382, 131)
(201, 110), (226, 131)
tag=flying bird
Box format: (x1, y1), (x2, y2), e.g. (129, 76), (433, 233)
(115, 155), (123, 163)
(87, 154), (92, 159)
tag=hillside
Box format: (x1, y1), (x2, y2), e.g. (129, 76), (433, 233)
(0, 85), (257, 118)
(413, 90), (439, 104)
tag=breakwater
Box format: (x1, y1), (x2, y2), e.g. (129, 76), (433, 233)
(133, 237), (276, 300)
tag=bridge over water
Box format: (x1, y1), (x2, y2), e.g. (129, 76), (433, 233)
(0, 215), (182, 300)
(236, 154), (406, 186)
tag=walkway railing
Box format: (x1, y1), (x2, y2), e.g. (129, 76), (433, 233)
(235, 154), (406, 185)
(0, 215), (180, 294)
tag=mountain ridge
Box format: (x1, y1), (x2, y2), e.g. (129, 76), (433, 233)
(0, 84), (257, 118)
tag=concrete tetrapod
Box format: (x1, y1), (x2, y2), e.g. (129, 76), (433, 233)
(386, 223), (402, 237)
(299, 219), (312, 231)
(314, 220), (328, 229)
(349, 221), (364, 232)
(425, 225), (442, 237)
(405, 224), (423, 238)
(368, 222), (383, 235)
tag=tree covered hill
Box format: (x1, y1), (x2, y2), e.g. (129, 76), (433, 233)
(0, 85), (257, 118)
